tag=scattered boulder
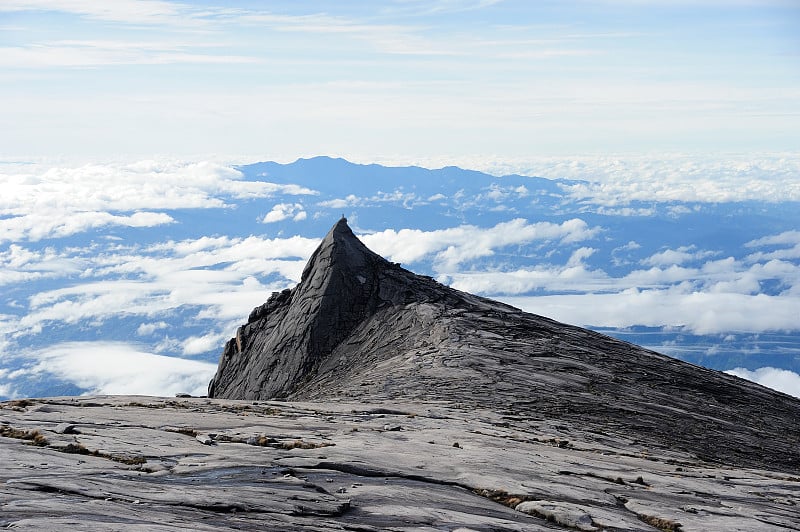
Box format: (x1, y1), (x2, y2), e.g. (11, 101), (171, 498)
(196, 433), (215, 446)
(516, 501), (597, 531)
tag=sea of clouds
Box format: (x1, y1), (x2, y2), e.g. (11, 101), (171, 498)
(1, 154), (798, 398)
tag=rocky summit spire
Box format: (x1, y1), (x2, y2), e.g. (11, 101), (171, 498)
(208, 217), (447, 400)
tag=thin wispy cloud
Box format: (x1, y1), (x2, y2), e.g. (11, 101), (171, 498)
(4, 2), (797, 156)
(0, 0), (189, 25)
(0, 42), (260, 68)
(19, 341), (217, 396)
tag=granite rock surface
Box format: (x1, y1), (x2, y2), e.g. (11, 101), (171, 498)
(2, 395), (799, 531)
(3, 218), (800, 530)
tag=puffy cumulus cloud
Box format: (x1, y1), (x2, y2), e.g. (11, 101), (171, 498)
(501, 291), (800, 335)
(566, 247), (596, 268)
(181, 332), (228, 356)
(20, 342), (217, 397)
(136, 321), (168, 336)
(745, 230), (800, 248)
(261, 203), (307, 223)
(641, 246), (717, 267)
(447, 245), (795, 300)
(0, 243), (112, 289)
(745, 230), (800, 262)
(747, 245), (800, 263)
(0, 160), (316, 242)
(725, 367), (800, 399)
(623, 257), (800, 295)
(360, 218), (600, 272)
(318, 195), (360, 209)
(451, 234), (800, 334)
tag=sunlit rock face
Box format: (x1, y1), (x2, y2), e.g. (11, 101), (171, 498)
(209, 218), (800, 473)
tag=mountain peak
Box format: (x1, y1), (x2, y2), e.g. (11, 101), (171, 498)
(208, 218), (442, 399)
(207, 220), (800, 472)
(300, 217), (384, 283)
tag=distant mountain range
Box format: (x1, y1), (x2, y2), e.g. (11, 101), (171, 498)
(1, 156), (798, 399)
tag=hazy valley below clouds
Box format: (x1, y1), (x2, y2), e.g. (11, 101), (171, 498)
(0, 154), (798, 400)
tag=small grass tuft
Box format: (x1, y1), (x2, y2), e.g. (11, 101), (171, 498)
(0, 426), (49, 446)
(638, 514), (682, 531)
(473, 488), (536, 508)
(281, 439), (334, 450)
(58, 441), (146, 466)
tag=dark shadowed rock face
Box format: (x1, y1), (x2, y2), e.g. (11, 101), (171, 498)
(208, 217), (457, 400)
(209, 218), (800, 472)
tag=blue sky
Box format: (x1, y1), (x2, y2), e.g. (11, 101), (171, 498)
(2, 0), (798, 160)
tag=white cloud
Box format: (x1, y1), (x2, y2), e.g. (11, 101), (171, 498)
(0, 0), (189, 25)
(424, 153), (800, 204)
(136, 321), (168, 336)
(317, 190), (421, 210)
(744, 231), (800, 262)
(746, 230), (800, 248)
(21, 341), (217, 397)
(0, 244), (95, 285)
(0, 210), (174, 243)
(501, 291), (800, 335)
(445, 265), (612, 295)
(181, 332), (228, 356)
(361, 218), (601, 272)
(261, 203), (307, 223)
(0, 41), (259, 69)
(567, 247), (596, 267)
(725, 367), (800, 399)
(642, 246), (717, 267)
(318, 196), (358, 209)
(5, 234), (318, 347)
(0, 383), (14, 399)
(0, 160), (316, 242)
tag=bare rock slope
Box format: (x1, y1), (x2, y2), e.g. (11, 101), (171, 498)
(3, 218), (800, 531)
(210, 218), (800, 473)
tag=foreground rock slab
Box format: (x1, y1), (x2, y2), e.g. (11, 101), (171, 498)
(2, 396), (798, 531)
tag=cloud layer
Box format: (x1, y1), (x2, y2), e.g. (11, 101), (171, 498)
(361, 218), (600, 272)
(0, 156), (798, 399)
(725, 367), (800, 399)
(0, 160), (316, 242)
(20, 342), (217, 397)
